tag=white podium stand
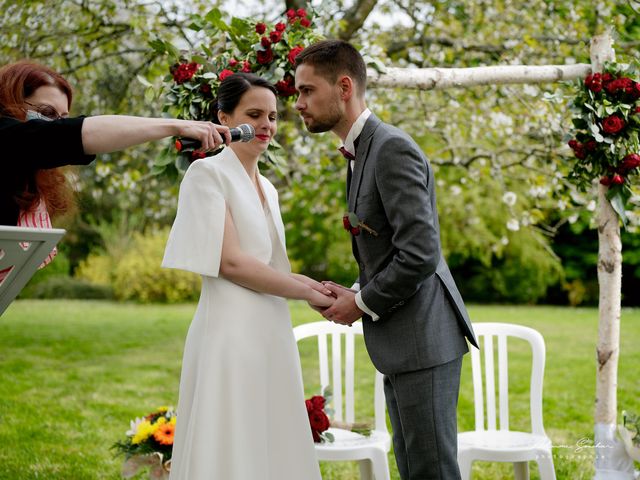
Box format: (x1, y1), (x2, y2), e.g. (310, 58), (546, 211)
(0, 226), (65, 316)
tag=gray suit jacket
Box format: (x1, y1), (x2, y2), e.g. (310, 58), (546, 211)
(350, 114), (478, 375)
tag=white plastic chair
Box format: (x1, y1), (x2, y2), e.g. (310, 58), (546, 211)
(457, 322), (556, 479)
(0, 226), (65, 316)
(294, 321), (391, 480)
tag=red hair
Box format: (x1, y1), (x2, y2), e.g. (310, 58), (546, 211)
(0, 60), (76, 220)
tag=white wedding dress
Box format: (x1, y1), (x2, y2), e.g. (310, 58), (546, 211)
(162, 148), (321, 480)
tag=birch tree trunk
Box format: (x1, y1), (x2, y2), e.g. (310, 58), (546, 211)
(590, 33), (635, 480)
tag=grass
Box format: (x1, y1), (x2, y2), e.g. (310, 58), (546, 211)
(0, 300), (639, 479)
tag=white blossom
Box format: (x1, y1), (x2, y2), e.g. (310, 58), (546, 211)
(502, 191), (517, 206)
(506, 218), (520, 231)
(450, 185), (462, 196)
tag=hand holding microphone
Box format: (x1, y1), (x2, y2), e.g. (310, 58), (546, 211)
(175, 123), (255, 153)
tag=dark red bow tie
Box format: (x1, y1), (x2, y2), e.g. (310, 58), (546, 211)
(338, 146), (355, 161)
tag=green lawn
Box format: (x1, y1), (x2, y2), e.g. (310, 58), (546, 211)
(0, 300), (638, 479)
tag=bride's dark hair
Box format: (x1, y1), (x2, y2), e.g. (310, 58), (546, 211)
(213, 73), (277, 124)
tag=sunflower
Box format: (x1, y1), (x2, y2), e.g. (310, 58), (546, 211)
(153, 422), (175, 446)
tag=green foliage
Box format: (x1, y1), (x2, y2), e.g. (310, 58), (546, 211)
(112, 229), (201, 303)
(2, 301), (640, 479)
(25, 275), (114, 300)
(18, 250), (71, 298)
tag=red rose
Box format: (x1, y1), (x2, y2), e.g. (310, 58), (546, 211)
(568, 139), (579, 150)
(275, 22), (286, 32)
(612, 174), (625, 185)
(200, 83), (211, 94)
(261, 36), (271, 48)
(297, 8), (307, 17)
(312, 429), (321, 443)
(584, 140), (597, 152)
(632, 82), (640, 100)
(269, 30), (282, 43)
(276, 76), (297, 97)
(574, 145), (587, 160)
(241, 60), (251, 73)
(286, 8), (296, 19)
(602, 73), (614, 83)
(219, 69), (234, 81)
(342, 215), (351, 230)
(288, 46), (304, 65)
(228, 58), (238, 67)
(600, 176), (613, 186)
(601, 115), (626, 135)
(621, 153), (640, 171)
(255, 22), (266, 34)
(635, 106), (640, 115)
(310, 395), (325, 409)
(305, 399), (313, 413)
(172, 62), (199, 84)
(257, 48), (274, 65)
(309, 409), (330, 432)
(300, 18), (311, 28)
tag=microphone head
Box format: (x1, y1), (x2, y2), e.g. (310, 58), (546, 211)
(237, 123), (255, 142)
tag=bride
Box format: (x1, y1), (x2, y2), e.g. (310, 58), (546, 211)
(162, 72), (332, 479)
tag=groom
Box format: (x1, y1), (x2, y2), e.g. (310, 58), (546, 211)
(294, 40), (478, 479)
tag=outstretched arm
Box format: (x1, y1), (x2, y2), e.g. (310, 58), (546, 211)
(81, 116), (230, 154)
(219, 207), (334, 306)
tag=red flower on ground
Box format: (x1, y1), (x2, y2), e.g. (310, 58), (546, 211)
(288, 46), (305, 65)
(601, 115), (626, 135)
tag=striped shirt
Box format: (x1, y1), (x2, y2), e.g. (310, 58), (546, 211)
(0, 199), (57, 283)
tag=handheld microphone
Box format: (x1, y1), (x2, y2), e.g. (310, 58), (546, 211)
(175, 123), (255, 152)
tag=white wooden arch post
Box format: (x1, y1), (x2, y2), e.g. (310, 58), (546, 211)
(366, 32), (635, 479)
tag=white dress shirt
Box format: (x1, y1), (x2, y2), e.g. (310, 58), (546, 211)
(339, 108), (380, 321)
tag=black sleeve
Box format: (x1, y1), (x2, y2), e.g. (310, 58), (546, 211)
(0, 116), (96, 170)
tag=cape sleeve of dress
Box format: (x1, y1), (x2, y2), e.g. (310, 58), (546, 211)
(162, 159), (226, 277)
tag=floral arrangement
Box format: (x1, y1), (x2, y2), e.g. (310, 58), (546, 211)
(566, 61), (640, 224)
(112, 406), (176, 478)
(305, 388), (372, 443)
(306, 393), (333, 443)
(150, 7), (323, 169)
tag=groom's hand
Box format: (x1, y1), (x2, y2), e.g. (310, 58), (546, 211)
(321, 282), (363, 326)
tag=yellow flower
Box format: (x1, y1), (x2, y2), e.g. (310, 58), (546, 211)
(132, 420), (155, 445)
(170, 416), (177, 426)
(157, 406), (169, 413)
(156, 417), (167, 426)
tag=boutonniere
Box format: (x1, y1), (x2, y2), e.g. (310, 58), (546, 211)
(342, 212), (378, 237)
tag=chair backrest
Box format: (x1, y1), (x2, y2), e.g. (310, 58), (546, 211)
(0, 226), (65, 316)
(468, 322), (546, 436)
(294, 321), (387, 433)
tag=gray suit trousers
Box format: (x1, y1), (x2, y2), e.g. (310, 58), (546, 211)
(384, 356), (463, 480)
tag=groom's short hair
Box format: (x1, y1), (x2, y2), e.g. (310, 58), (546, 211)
(295, 40), (367, 97)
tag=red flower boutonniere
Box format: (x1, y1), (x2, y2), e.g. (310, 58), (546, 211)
(343, 212), (378, 237)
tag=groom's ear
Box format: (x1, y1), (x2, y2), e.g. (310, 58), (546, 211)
(338, 75), (354, 102)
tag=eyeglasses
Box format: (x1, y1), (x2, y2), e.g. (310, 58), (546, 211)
(24, 101), (63, 120)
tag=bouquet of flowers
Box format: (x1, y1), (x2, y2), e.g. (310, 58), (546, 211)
(112, 406), (176, 479)
(150, 7), (323, 171)
(305, 388), (371, 443)
(566, 60), (640, 225)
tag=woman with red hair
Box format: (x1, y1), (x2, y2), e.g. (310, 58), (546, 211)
(0, 60), (229, 281)
(0, 60), (230, 227)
